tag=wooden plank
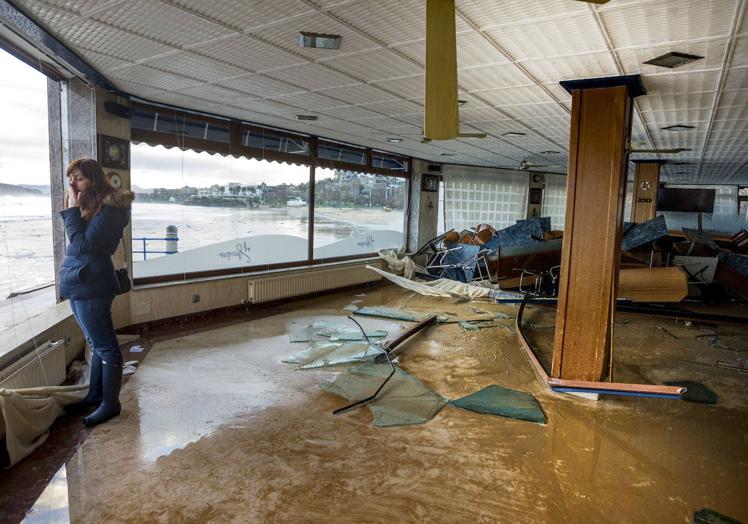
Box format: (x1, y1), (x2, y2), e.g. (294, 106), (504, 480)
(552, 85), (633, 381)
(424, 0), (458, 140)
(630, 162), (660, 223)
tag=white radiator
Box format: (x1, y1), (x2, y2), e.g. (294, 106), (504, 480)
(248, 265), (380, 304)
(0, 340), (67, 390)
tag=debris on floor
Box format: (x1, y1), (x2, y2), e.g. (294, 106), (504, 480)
(283, 340), (385, 369)
(321, 362), (447, 427)
(693, 507), (742, 524)
(664, 381), (718, 404)
(289, 321), (387, 343)
(450, 385), (547, 424)
(458, 320), (497, 331)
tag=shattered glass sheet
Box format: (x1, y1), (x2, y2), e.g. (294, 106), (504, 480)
(458, 320), (498, 331)
(289, 321), (387, 343)
(283, 341), (385, 369)
(450, 385), (546, 424)
(621, 216), (668, 251)
(352, 306), (429, 322)
(322, 362), (447, 427)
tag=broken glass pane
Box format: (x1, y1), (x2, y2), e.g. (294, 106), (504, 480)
(322, 362), (446, 427)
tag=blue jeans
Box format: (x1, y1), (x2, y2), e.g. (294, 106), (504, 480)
(69, 295), (122, 366)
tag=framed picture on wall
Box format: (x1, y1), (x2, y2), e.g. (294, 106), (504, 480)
(422, 174), (439, 192)
(97, 134), (130, 170)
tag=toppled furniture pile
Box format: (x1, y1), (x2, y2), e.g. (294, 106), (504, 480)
(396, 216), (748, 305)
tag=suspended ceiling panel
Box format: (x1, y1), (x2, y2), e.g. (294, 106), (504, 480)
(6, 0), (748, 182)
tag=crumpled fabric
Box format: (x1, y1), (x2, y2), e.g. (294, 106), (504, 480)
(0, 385), (87, 467)
(366, 265), (492, 299)
(378, 249), (421, 279)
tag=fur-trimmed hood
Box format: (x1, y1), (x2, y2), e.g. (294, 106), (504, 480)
(103, 190), (135, 208)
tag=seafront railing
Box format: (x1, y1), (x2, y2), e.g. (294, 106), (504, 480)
(133, 226), (179, 261)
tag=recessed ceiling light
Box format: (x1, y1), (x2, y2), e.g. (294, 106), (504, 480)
(299, 32), (341, 50)
(386, 138), (403, 143)
(540, 150), (560, 154)
(503, 132), (526, 137)
(644, 52), (702, 69)
(441, 153), (456, 157)
(295, 114), (318, 121)
(661, 124), (695, 131)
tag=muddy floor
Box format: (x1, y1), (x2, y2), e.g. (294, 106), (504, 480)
(26, 284), (748, 523)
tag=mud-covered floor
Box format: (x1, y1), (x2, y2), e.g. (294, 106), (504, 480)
(21, 284), (748, 523)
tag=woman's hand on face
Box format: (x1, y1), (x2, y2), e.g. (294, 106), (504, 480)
(67, 184), (79, 208)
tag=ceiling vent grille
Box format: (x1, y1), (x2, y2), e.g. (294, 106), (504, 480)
(299, 32), (342, 50)
(661, 124), (695, 131)
(644, 52), (702, 69)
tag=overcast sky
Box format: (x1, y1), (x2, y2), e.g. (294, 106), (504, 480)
(0, 48), (313, 189)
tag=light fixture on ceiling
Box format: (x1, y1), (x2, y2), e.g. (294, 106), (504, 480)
(441, 153), (456, 157)
(503, 131), (526, 137)
(644, 52), (703, 69)
(661, 124), (696, 131)
(299, 32), (341, 50)
(295, 114), (318, 121)
(386, 138), (403, 143)
(458, 99), (468, 106)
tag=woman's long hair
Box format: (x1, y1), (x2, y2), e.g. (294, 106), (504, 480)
(67, 158), (116, 221)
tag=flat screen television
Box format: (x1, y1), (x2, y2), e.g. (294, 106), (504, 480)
(656, 188), (716, 213)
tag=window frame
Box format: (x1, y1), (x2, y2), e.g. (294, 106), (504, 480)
(129, 102), (411, 286)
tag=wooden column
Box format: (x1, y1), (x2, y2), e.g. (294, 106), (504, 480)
(630, 161), (662, 223)
(551, 76), (645, 381)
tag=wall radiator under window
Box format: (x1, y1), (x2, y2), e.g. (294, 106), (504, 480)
(247, 265), (380, 304)
(0, 340), (67, 390)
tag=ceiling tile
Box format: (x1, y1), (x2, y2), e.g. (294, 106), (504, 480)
(108, 64), (200, 91)
(216, 75), (303, 97)
(459, 63), (534, 91)
(134, 51), (248, 82)
(263, 63), (358, 90)
(186, 34), (307, 73)
(167, 0), (315, 32)
(91, 0), (234, 49)
(482, 11), (608, 61)
(642, 70), (721, 95)
(519, 52), (619, 84)
(723, 66), (748, 90)
(370, 75), (424, 98)
(473, 85), (556, 107)
(56, 18), (176, 62)
(457, 0), (588, 30)
(323, 49), (422, 82)
(599, 0), (737, 49)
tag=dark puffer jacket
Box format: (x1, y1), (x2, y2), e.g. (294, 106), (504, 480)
(58, 191), (134, 300)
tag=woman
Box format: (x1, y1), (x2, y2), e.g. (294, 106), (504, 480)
(60, 158), (134, 427)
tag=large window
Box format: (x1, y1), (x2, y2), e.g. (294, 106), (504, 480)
(313, 168), (408, 259)
(131, 144), (310, 279)
(0, 48), (53, 345)
(130, 104), (411, 282)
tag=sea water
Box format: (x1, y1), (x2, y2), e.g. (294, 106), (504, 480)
(0, 196), (405, 298)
